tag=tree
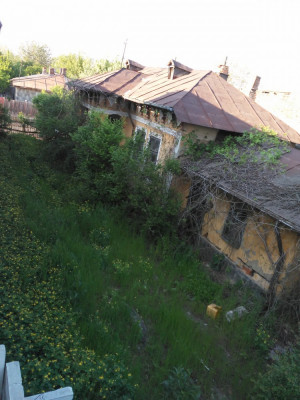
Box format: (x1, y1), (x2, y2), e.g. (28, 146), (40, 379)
(0, 53), (12, 92)
(53, 53), (122, 79)
(19, 42), (52, 67)
(33, 88), (83, 169)
(53, 54), (94, 78)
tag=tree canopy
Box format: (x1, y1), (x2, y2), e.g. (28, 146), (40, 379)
(19, 42), (52, 67)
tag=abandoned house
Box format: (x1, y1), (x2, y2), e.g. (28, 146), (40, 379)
(10, 67), (69, 102)
(70, 59), (300, 295)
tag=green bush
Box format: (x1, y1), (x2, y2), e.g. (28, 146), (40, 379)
(162, 366), (201, 400)
(71, 113), (181, 236)
(0, 104), (10, 136)
(252, 337), (300, 399)
(71, 111), (124, 200)
(33, 88), (83, 170)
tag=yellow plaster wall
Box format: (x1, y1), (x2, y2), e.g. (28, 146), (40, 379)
(201, 196), (299, 290)
(182, 123), (218, 140)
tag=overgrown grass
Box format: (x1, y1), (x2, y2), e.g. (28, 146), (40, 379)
(1, 134), (275, 399)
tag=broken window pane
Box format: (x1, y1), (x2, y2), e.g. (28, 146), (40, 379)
(222, 203), (248, 248)
(149, 135), (161, 163)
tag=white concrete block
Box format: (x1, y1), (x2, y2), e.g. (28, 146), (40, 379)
(2, 361), (24, 400)
(25, 387), (73, 400)
(0, 345), (6, 399)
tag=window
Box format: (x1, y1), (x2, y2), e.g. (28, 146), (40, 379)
(222, 203), (248, 249)
(108, 114), (121, 122)
(148, 134), (161, 163)
(134, 128), (146, 154)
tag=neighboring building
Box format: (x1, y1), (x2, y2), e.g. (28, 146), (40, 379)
(71, 59), (300, 295)
(11, 68), (68, 102)
(256, 90), (300, 134)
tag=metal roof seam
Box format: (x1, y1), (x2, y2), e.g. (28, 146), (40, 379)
(217, 74), (261, 128)
(194, 90), (214, 128)
(126, 71), (210, 105)
(169, 71), (212, 108)
(204, 79), (234, 131)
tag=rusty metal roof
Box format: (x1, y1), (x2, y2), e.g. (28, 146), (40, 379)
(70, 69), (145, 96)
(11, 73), (68, 92)
(71, 64), (300, 143)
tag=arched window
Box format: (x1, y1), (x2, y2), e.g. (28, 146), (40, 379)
(108, 114), (121, 122)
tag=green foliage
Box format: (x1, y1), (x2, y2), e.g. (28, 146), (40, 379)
(53, 53), (122, 78)
(162, 367), (201, 399)
(0, 105), (11, 135)
(108, 135), (181, 236)
(19, 41), (52, 67)
(0, 135), (135, 399)
(183, 127), (290, 165)
(254, 324), (275, 357)
(72, 113), (181, 236)
(0, 53), (12, 91)
(180, 265), (221, 303)
(71, 111), (124, 197)
(33, 89), (83, 169)
(252, 337), (300, 399)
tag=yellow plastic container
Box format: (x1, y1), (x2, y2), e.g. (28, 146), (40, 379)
(206, 304), (222, 319)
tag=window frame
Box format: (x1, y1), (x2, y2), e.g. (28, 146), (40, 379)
(222, 202), (248, 249)
(147, 132), (162, 164)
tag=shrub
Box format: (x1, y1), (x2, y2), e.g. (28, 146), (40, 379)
(33, 88), (83, 170)
(161, 366), (201, 400)
(252, 336), (300, 399)
(71, 111), (124, 200)
(0, 104), (10, 136)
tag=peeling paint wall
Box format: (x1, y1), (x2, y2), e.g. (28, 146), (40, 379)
(201, 195), (299, 291)
(82, 96), (182, 162)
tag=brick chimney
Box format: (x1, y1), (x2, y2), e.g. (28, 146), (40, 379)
(125, 60), (144, 72)
(167, 60), (193, 79)
(249, 76), (261, 101)
(218, 57), (229, 81)
(49, 68), (55, 75)
(61, 68), (67, 76)
(42, 67), (47, 74)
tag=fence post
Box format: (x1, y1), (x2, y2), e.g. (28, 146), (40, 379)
(2, 361), (25, 400)
(0, 345), (6, 399)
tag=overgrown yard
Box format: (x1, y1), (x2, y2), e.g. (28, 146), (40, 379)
(0, 134), (298, 399)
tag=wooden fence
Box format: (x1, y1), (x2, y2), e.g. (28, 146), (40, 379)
(0, 98), (38, 136)
(0, 98), (37, 118)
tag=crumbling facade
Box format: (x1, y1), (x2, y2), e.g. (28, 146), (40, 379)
(71, 59), (300, 295)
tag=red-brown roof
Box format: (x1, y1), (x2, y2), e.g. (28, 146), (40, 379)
(71, 64), (300, 143)
(71, 69), (145, 96)
(11, 73), (69, 92)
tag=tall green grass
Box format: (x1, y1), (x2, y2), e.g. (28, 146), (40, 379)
(4, 134), (270, 399)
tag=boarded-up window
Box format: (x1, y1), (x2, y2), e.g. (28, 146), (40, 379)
(222, 203), (248, 248)
(148, 135), (161, 163)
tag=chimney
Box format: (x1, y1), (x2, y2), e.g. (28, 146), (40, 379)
(218, 57), (229, 81)
(62, 68), (67, 76)
(167, 60), (193, 79)
(49, 68), (55, 75)
(249, 76), (261, 101)
(42, 67), (47, 74)
(125, 60), (144, 72)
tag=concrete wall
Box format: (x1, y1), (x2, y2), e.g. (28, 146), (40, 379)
(0, 345), (73, 400)
(14, 88), (40, 103)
